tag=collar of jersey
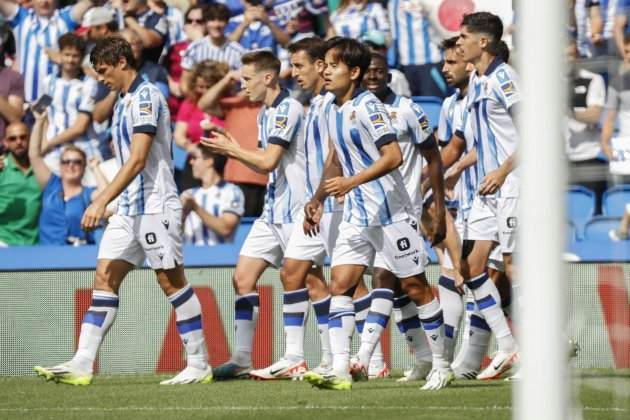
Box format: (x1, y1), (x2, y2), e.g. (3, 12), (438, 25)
(126, 75), (145, 96)
(271, 89), (290, 107)
(382, 88), (396, 105)
(484, 57), (505, 76)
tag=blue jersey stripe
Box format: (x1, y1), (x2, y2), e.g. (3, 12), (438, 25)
(336, 112), (368, 226)
(304, 109), (314, 197)
(481, 100), (500, 170)
(474, 102), (486, 180)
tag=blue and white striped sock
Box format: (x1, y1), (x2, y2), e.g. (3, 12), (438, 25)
(357, 289), (394, 367)
(72, 290), (119, 373)
(393, 294), (432, 363)
(467, 272), (516, 353)
(438, 275), (464, 362)
(232, 293), (259, 367)
(418, 298), (448, 368)
(312, 295), (332, 365)
(283, 288), (309, 362)
(329, 295), (355, 377)
(168, 285), (208, 370)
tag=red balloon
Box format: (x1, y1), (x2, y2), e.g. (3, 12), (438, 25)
(437, 0), (476, 32)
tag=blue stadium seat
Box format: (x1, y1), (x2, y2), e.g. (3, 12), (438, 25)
(233, 216), (256, 246)
(566, 186), (596, 239)
(583, 216), (621, 241)
(411, 96), (443, 130)
(602, 185), (630, 217)
(566, 220), (578, 244)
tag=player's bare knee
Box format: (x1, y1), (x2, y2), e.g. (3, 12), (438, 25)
(280, 266), (303, 291)
(94, 263), (117, 293)
(232, 269), (256, 295)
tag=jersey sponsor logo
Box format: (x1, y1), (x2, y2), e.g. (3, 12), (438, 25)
(397, 237), (411, 251)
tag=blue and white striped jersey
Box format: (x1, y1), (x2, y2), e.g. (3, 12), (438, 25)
(8, 6), (78, 102)
(258, 90), (306, 224)
(466, 59), (520, 198)
(165, 6), (186, 50)
(116, 8), (168, 63)
(181, 37), (246, 71)
(438, 90), (477, 220)
(330, 2), (389, 40)
(323, 89), (413, 227)
(389, 0), (442, 66)
(42, 74), (99, 161)
(383, 91), (434, 215)
(183, 181), (245, 245)
(226, 14), (283, 53)
(111, 76), (179, 216)
(304, 90), (342, 214)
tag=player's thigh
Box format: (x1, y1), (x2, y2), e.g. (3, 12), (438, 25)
(93, 258), (135, 294)
(281, 257), (315, 291)
(372, 267), (398, 290)
(330, 264), (366, 296)
(239, 219), (286, 268)
(400, 271), (434, 305)
(233, 255), (270, 294)
(462, 239), (495, 278)
(97, 215), (145, 269)
(305, 266), (329, 301)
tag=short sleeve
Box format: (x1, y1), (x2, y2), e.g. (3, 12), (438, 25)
(492, 67), (521, 110)
(360, 99), (396, 148)
(370, 3), (390, 33)
(586, 74), (606, 107)
(78, 78), (96, 114)
(58, 6), (78, 31)
(132, 86), (159, 134)
(267, 100), (302, 148)
(146, 13), (169, 38)
(437, 98), (452, 143)
(220, 184), (245, 216)
(407, 101), (434, 146)
(181, 44), (197, 71)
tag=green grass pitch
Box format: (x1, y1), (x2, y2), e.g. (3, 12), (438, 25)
(0, 371), (627, 420)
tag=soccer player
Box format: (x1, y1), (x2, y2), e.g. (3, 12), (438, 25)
(201, 50), (305, 380)
(33, 37), (213, 386)
(181, 146), (245, 246)
(357, 51), (452, 384)
(247, 37), (337, 380)
(302, 38), (452, 391)
(454, 12), (520, 380)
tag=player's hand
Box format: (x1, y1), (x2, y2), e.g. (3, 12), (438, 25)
(88, 157), (102, 170)
(453, 269), (465, 294)
(591, 31), (603, 45)
(324, 176), (356, 197)
(200, 129), (237, 156)
(181, 191), (195, 214)
(479, 168), (507, 195)
(303, 199), (323, 236)
(81, 199), (107, 232)
(429, 210), (447, 246)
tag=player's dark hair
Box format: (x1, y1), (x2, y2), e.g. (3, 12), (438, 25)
(241, 50), (281, 75)
(90, 36), (137, 68)
(287, 36), (327, 62)
(496, 40), (510, 63)
(440, 36), (459, 51)
(461, 12), (503, 55)
(325, 37), (372, 85)
(59, 32), (86, 56)
(204, 3), (231, 22)
(200, 147), (227, 175)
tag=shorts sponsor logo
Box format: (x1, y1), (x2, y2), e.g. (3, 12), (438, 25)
(145, 232), (157, 245)
(397, 237), (411, 251)
(507, 217), (517, 229)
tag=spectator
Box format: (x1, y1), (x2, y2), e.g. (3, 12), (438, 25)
(0, 122), (42, 246)
(149, 0), (186, 57)
(39, 33), (100, 181)
(175, 60), (235, 189)
(116, 0), (169, 63)
(614, 0), (630, 60)
(29, 110), (107, 245)
(181, 145), (244, 245)
(79, 6), (118, 69)
(164, 4), (207, 116)
(181, 3), (246, 95)
(227, 0), (290, 53)
(119, 28), (170, 99)
(328, 0), (389, 43)
(388, 0), (448, 97)
(0, 22), (24, 145)
(363, 33), (411, 97)
(586, 0), (620, 57)
(601, 35), (630, 176)
(276, 7), (316, 81)
(0, 0), (94, 102)
(566, 38), (608, 206)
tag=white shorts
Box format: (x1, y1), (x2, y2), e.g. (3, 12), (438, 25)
(97, 204), (183, 270)
(239, 218), (293, 268)
(332, 217), (425, 279)
(442, 215), (505, 272)
(467, 195), (517, 254)
(284, 211), (343, 265)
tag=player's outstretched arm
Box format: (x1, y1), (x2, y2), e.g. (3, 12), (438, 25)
(420, 135), (447, 245)
(81, 133), (153, 231)
(324, 141), (402, 198)
(200, 129), (285, 174)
